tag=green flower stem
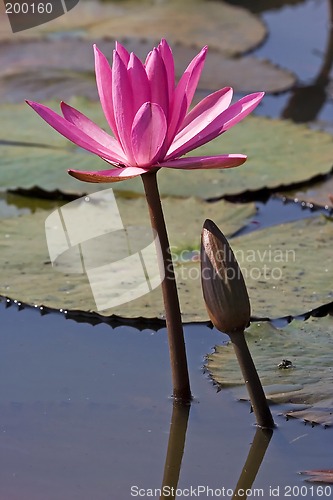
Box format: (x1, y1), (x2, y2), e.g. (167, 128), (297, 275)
(229, 331), (275, 429)
(142, 171), (192, 402)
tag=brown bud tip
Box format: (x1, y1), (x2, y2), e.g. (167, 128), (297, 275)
(200, 219), (251, 334)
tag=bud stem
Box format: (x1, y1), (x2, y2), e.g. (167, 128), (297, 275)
(229, 331), (275, 429)
(142, 171), (192, 403)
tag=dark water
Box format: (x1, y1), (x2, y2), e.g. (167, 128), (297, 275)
(250, 0), (333, 127)
(1, 1), (333, 499)
(0, 301), (332, 500)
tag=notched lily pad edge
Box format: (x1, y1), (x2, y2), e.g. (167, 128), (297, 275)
(282, 409), (333, 428)
(1, 295), (332, 332)
(274, 193), (333, 216)
(218, 168), (333, 204)
(6, 168), (333, 206)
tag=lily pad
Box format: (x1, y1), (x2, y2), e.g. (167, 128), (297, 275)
(0, 0), (266, 56)
(0, 196), (254, 321)
(0, 38), (295, 102)
(0, 1), (122, 40)
(301, 470), (333, 483)
(0, 209), (332, 321)
(286, 405), (333, 428)
(85, 0), (266, 57)
(1, 102), (332, 198)
(231, 216), (333, 318)
(206, 316), (333, 406)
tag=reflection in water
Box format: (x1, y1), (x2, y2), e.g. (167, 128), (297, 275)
(160, 402), (190, 500)
(282, 0), (333, 122)
(159, 400), (272, 500)
(232, 428), (273, 499)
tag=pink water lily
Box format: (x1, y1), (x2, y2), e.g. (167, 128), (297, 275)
(27, 39), (264, 183)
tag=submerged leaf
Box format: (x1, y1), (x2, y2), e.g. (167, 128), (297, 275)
(301, 469), (333, 483)
(0, 34), (295, 102)
(282, 177), (333, 209)
(85, 0), (266, 57)
(0, 0), (266, 55)
(0, 1), (266, 56)
(286, 406), (333, 428)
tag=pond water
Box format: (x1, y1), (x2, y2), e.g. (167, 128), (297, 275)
(1, 0), (333, 499)
(248, 0), (333, 127)
(0, 301), (332, 500)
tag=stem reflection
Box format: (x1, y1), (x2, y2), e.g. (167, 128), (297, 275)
(232, 428), (273, 500)
(160, 402), (191, 500)
(282, 0), (333, 122)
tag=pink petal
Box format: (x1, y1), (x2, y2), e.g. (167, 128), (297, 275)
(26, 100), (126, 164)
(131, 103), (167, 166)
(94, 45), (119, 141)
(177, 87), (233, 134)
(115, 41), (130, 66)
(175, 46), (208, 114)
(68, 165), (150, 183)
(158, 39), (175, 102)
(166, 46), (208, 148)
(112, 51), (136, 165)
(167, 92), (264, 159)
(215, 92), (265, 134)
(159, 154), (247, 170)
(145, 47), (169, 121)
(60, 102), (127, 163)
(127, 53), (151, 113)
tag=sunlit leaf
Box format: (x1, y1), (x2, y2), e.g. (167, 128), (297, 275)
(0, 209), (332, 321)
(0, 196), (254, 322)
(231, 216), (333, 318)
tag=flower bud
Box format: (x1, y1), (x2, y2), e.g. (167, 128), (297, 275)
(200, 219), (251, 334)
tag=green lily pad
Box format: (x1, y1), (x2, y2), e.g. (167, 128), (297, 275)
(231, 216), (333, 318)
(1, 102), (332, 198)
(0, 38), (295, 102)
(0, 196), (254, 321)
(206, 316), (333, 406)
(0, 0), (266, 57)
(150, 121), (332, 198)
(0, 208), (332, 321)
